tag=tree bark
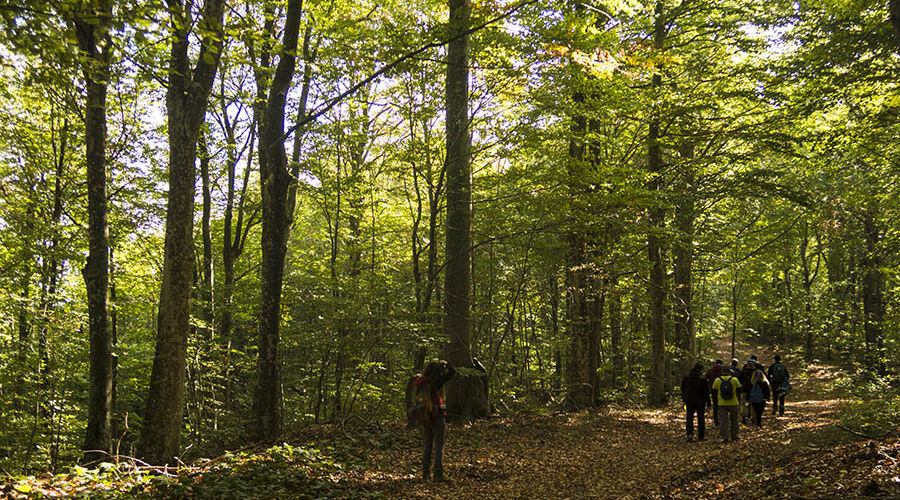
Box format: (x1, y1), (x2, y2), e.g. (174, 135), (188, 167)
(442, 0), (488, 419)
(199, 132), (214, 342)
(220, 92), (256, 411)
(254, 0), (304, 441)
(73, 0), (114, 463)
(891, 0), (900, 51)
(138, 0), (225, 464)
(861, 206), (885, 375)
(608, 273), (623, 388)
(672, 141), (694, 379)
(646, 0), (668, 407)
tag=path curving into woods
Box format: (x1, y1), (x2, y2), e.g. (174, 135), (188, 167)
(342, 348), (897, 499)
(4, 345), (898, 499)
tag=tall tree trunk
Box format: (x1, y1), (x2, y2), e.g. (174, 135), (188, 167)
(891, 0), (900, 50)
(38, 117), (68, 410)
(220, 98), (256, 412)
(799, 220), (814, 358)
(199, 132), (214, 342)
(442, 0), (488, 419)
(138, 0), (225, 464)
(254, 0), (303, 441)
(672, 141), (694, 379)
(74, 0), (114, 463)
(861, 206), (885, 375)
(646, 0), (668, 407)
(608, 273), (623, 388)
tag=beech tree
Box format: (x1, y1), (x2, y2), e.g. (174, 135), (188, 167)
(138, 0), (227, 464)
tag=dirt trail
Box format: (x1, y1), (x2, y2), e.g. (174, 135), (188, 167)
(343, 349), (884, 499)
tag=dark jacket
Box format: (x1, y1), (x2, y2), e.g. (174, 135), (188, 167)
(768, 362), (789, 384)
(681, 368), (711, 408)
(739, 364), (756, 394)
(705, 364), (723, 392)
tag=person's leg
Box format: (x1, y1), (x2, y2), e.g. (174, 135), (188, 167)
(422, 424), (434, 479)
(698, 406), (706, 441)
(685, 406), (695, 439)
(779, 392), (786, 415)
(432, 416), (446, 480)
(752, 402), (764, 427)
(740, 393), (748, 423)
(729, 406), (740, 441)
(712, 398), (719, 426)
(719, 406), (730, 442)
(772, 389), (780, 414)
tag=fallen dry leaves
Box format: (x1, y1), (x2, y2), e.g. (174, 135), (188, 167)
(2, 353), (896, 499)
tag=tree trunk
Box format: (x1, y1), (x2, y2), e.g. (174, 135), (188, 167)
(862, 206), (885, 375)
(672, 141), (694, 379)
(442, 0), (488, 419)
(199, 132), (214, 342)
(254, 0), (303, 441)
(799, 220), (814, 358)
(646, 0), (668, 407)
(138, 0), (225, 464)
(221, 99), (256, 412)
(608, 273), (623, 389)
(891, 0), (900, 50)
(74, 1), (114, 463)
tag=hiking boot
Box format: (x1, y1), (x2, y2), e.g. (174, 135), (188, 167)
(433, 474), (448, 483)
(686, 435), (694, 442)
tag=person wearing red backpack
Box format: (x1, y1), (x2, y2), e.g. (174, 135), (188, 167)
(412, 360), (456, 481)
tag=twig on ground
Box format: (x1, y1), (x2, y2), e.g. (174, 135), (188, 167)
(837, 424), (880, 440)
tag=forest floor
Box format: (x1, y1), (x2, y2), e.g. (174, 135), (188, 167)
(3, 343), (899, 499)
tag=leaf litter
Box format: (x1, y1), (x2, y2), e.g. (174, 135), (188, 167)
(2, 357), (897, 499)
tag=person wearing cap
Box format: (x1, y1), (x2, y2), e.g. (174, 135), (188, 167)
(712, 369), (742, 442)
(704, 359), (724, 426)
(728, 358), (741, 377)
(767, 354), (790, 416)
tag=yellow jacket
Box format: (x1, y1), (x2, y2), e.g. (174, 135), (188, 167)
(712, 375), (741, 406)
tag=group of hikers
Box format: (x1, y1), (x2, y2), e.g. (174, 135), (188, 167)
(681, 354), (791, 443)
(409, 354), (792, 482)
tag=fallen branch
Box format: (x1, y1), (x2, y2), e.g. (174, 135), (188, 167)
(837, 424), (881, 440)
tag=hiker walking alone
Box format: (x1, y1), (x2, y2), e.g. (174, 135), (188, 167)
(412, 360), (456, 481)
(747, 369), (770, 428)
(767, 354), (790, 416)
(712, 370), (741, 443)
(705, 360), (724, 426)
(681, 363), (711, 441)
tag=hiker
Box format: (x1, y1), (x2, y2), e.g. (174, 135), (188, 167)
(681, 362), (711, 441)
(705, 359), (724, 426)
(738, 357), (761, 424)
(412, 360), (456, 481)
(729, 358), (741, 377)
(767, 354), (790, 416)
(747, 368), (771, 428)
(712, 370), (741, 443)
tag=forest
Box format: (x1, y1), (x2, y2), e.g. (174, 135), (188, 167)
(0, 0), (899, 497)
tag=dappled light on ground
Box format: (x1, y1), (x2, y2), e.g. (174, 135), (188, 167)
(2, 353), (897, 499)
